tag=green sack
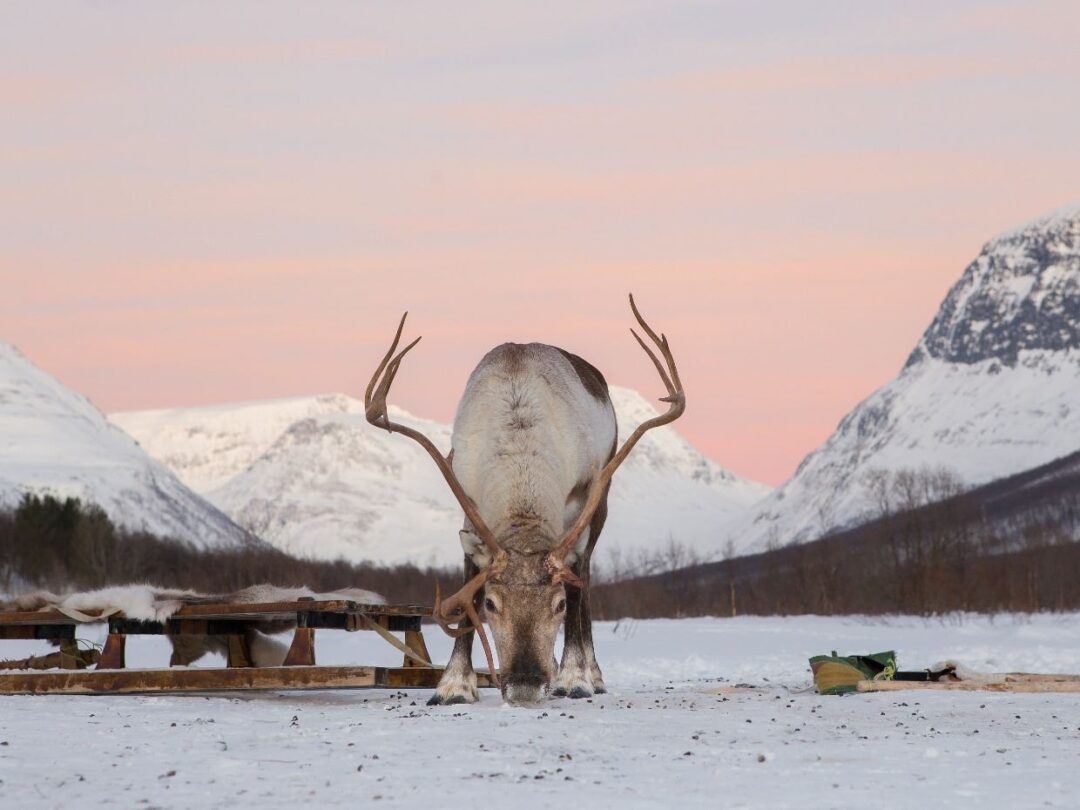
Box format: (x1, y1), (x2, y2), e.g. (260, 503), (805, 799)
(809, 650), (896, 695)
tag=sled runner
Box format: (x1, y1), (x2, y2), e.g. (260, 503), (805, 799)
(855, 670), (1080, 693)
(810, 650), (1080, 695)
(0, 598), (496, 695)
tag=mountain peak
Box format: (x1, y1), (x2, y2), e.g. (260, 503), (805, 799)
(722, 204), (1080, 556)
(998, 201), (1080, 241)
(907, 202), (1080, 368)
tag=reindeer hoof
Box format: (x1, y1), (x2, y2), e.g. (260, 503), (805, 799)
(427, 692), (475, 706)
(552, 667), (593, 699)
(429, 669), (479, 705)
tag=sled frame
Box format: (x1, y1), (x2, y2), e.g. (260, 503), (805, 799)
(0, 598), (495, 696)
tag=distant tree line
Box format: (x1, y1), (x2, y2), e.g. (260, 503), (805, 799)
(592, 463), (1080, 619)
(4, 453), (1079, 619)
(0, 494), (458, 604)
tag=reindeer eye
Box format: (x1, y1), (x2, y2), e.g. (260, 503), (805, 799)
(484, 597), (498, 614)
(554, 599), (566, 614)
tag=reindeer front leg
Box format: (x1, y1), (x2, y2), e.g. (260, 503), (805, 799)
(427, 556), (481, 706)
(551, 548), (600, 699)
(579, 566), (605, 694)
(553, 488), (609, 699)
(551, 572), (592, 698)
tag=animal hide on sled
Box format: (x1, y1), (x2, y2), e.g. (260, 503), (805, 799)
(1, 584), (385, 668)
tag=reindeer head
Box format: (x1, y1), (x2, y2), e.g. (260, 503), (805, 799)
(365, 295), (684, 704)
(479, 550), (567, 703)
(428, 545), (579, 704)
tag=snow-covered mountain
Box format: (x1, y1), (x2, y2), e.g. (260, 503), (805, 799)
(112, 388), (770, 567)
(723, 202), (1080, 553)
(0, 343), (259, 549)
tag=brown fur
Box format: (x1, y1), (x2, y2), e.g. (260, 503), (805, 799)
(556, 348), (610, 402)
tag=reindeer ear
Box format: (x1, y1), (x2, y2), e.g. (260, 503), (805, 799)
(459, 529), (493, 567)
(458, 528), (479, 552)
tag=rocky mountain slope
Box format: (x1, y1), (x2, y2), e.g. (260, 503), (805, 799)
(723, 203), (1080, 553)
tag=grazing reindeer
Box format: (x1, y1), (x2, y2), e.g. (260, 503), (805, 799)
(365, 295), (684, 705)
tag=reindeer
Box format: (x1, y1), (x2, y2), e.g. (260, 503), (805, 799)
(365, 295), (684, 705)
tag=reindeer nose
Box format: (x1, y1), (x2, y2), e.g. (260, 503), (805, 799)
(502, 677), (546, 706)
(501, 650), (551, 705)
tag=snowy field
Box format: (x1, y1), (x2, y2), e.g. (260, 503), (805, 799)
(2, 613), (1080, 809)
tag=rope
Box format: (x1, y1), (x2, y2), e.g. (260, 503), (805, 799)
(358, 615), (434, 668)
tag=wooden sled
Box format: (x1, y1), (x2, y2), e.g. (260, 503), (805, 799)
(0, 598), (496, 696)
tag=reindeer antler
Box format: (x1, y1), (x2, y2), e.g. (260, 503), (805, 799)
(545, 294), (686, 587)
(365, 312), (504, 685)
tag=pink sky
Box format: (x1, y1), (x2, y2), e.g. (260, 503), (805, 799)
(2, 2), (1079, 486)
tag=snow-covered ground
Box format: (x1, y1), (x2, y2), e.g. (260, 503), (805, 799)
(2, 613), (1079, 809)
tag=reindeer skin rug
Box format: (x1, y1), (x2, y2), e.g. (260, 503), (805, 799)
(1, 584), (385, 623)
(1, 584), (386, 667)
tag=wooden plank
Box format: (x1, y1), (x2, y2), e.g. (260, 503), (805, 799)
(102, 614), (422, 638)
(385, 615), (423, 632)
(99, 634), (126, 670)
(0, 602), (432, 629)
(283, 627), (316, 666)
(226, 635), (254, 668)
(0, 665), (497, 695)
(110, 618), (256, 636)
(0, 624), (75, 641)
(0, 610), (88, 626)
(0, 666), (372, 695)
(856, 679), (1080, 694)
(110, 614), (426, 635)
(403, 630), (432, 668)
(108, 618), (165, 635)
(379, 667), (444, 689)
(170, 601), (433, 620)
